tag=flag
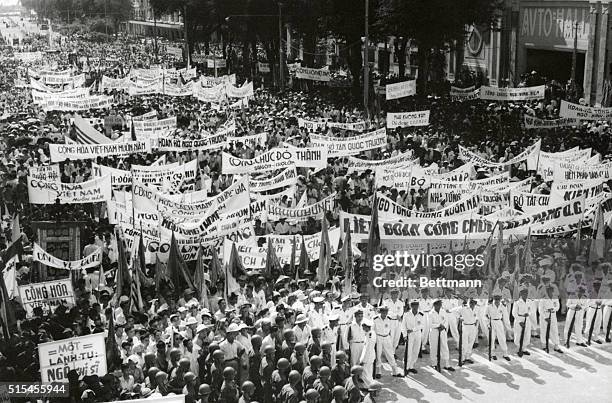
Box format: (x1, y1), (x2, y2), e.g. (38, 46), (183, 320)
(105, 310), (121, 372)
(167, 232), (196, 294)
(2, 256), (18, 299)
(0, 256), (17, 339)
(11, 214), (20, 243)
(209, 246), (223, 286)
(493, 224), (503, 276)
(574, 219), (583, 258)
(340, 226), (354, 296)
(130, 117), (137, 141)
(129, 239), (144, 313)
(589, 203), (606, 264)
(317, 217), (331, 285)
(112, 230), (130, 305)
(521, 228), (532, 274)
(154, 255), (165, 295)
(193, 245), (210, 309)
(97, 260), (108, 291)
(264, 238), (282, 279)
(366, 195), (380, 273)
(298, 235), (309, 279)
(290, 235), (297, 280)
(225, 243), (243, 300)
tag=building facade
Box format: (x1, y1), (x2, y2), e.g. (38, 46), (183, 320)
(126, 0), (184, 40)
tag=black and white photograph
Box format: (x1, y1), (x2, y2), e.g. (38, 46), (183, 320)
(0, 0), (611, 402)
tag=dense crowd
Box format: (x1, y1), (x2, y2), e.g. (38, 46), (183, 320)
(0, 17), (612, 403)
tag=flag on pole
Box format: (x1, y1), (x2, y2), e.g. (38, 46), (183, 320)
(225, 243), (243, 300)
(340, 225), (354, 296)
(521, 228), (532, 274)
(0, 257), (16, 339)
(209, 246), (223, 286)
(493, 224), (504, 276)
(298, 236), (309, 280)
(265, 238), (282, 279)
(290, 235), (297, 280)
(193, 245), (210, 310)
(11, 214), (20, 243)
(366, 195), (380, 274)
(129, 238), (145, 313)
(112, 230), (130, 305)
(167, 232), (196, 294)
(130, 118), (137, 141)
(589, 203), (606, 264)
(105, 310), (121, 372)
(317, 217), (331, 285)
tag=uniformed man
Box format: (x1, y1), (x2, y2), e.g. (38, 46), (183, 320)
(309, 296), (329, 330)
(429, 299), (454, 372)
(442, 288), (461, 345)
(373, 306), (401, 377)
(338, 296), (353, 351)
(356, 294), (375, 321)
(565, 285), (587, 347)
(485, 290), (511, 361)
(458, 299), (478, 364)
(584, 284), (604, 344)
(383, 289), (404, 349)
(359, 319), (377, 386)
(512, 287), (532, 355)
(601, 279), (612, 342)
(401, 300), (423, 375)
(538, 285), (563, 353)
(293, 314), (311, 345)
(347, 309), (366, 366)
(419, 288), (433, 353)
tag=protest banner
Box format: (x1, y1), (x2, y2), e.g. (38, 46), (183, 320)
(249, 166), (298, 192)
(458, 140), (541, 169)
(339, 211), (371, 243)
(29, 165), (61, 183)
(129, 161), (180, 186)
(295, 66), (331, 81)
(379, 213), (494, 240)
(427, 178), (474, 208)
(132, 116), (177, 134)
(199, 73), (236, 87)
(225, 81), (254, 98)
(14, 51), (43, 62)
(552, 160), (612, 182)
(157, 132), (227, 152)
(375, 163), (414, 189)
(327, 121), (369, 131)
(559, 100), (612, 120)
(28, 175), (112, 204)
(297, 118), (328, 132)
(49, 141), (151, 162)
(38, 334), (107, 382)
(31, 87), (90, 104)
(385, 80), (416, 100)
(309, 128), (387, 157)
(227, 132), (267, 147)
(100, 75), (130, 91)
(267, 193), (337, 221)
(133, 110), (158, 121)
(510, 190), (551, 214)
(537, 147), (591, 180)
(163, 81), (193, 97)
(222, 148), (327, 174)
(550, 179), (606, 205)
(19, 279), (75, 318)
(500, 198), (585, 236)
(479, 85), (545, 101)
(450, 86), (480, 101)
(524, 115), (579, 129)
(346, 150), (416, 171)
(258, 62), (270, 73)
(41, 95), (113, 112)
(377, 192), (481, 220)
(33, 243), (101, 270)
(386, 111), (430, 128)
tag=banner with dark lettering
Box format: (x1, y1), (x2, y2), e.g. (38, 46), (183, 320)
(38, 334), (106, 383)
(295, 66), (331, 81)
(33, 243), (102, 270)
(19, 279), (75, 318)
(222, 148), (327, 174)
(524, 115), (579, 129)
(386, 111), (430, 128)
(249, 167), (297, 192)
(49, 141), (151, 162)
(309, 128), (387, 157)
(267, 193), (337, 221)
(559, 100), (612, 120)
(385, 80), (416, 100)
(27, 175), (112, 204)
(339, 211), (371, 243)
(479, 85), (545, 101)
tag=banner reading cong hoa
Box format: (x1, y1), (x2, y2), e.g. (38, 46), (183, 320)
(33, 243), (102, 270)
(479, 85), (545, 101)
(49, 141), (151, 162)
(386, 111), (430, 128)
(28, 175), (112, 204)
(38, 333), (107, 383)
(222, 148), (327, 174)
(19, 279), (75, 318)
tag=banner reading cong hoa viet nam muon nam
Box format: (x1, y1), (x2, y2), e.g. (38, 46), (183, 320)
(38, 333), (107, 383)
(33, 243), (102, 270)
(19, 279), (75, 318)
(479, 85), (545, 101)
(222, 148), (327, 174)
(49, 141), (151, 162)
(386, 111), (430, 128)
(28, 175), (112, 204)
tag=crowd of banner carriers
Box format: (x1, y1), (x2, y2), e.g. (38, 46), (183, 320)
(1, 17), (612, 403)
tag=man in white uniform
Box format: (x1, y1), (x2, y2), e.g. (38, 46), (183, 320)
(429, 299), (454, 372)
(401, 300), (423, 375)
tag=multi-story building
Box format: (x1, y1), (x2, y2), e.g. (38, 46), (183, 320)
(126, 0), (184, 40)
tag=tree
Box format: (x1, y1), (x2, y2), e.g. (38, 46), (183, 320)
(376, 0), (500, 93)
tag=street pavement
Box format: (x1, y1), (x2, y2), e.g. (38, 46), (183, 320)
(375, 337), (612, 402)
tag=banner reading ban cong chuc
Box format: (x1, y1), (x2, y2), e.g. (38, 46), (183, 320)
(49, 141), (151, 162)
(19, 279), (75, 318)
(27, 175), (112, 204)
(386, 111), (430, 128)
(222, 148), (327, 174)
(38, 333), (107, 383)
(479, 85), (545, 101)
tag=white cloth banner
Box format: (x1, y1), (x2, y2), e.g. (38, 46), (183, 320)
(100, 75), (130, 91)
(552, 160), (612, 182)
(385, 80), (416, 100)
(347, 150), (415, 171)
(386, 111), (430, 128)
(225, 81), (254, 98)
(309, 128), (387, 157)
(49, 141), (150, 162)
(19, 279), (75, 318)
(42, 95), (113, 112)
(157, 133), (227, 152)
(249, 167), (298, 192)
(29, 165), (60, 183)
(559, 100), (612, 120)
(479, 85), (545, 101)
(91, 163), (133, 187)
(267, 193), (337, 221)
(33, 243), (101, 270)
(450, 86), (480, 101)
(295, 66), (331, 81)
(524, 115), (579, 129)
(222, 148), (327, 174)
(28, 175), (111, 204)
(458, 140), (541, 169)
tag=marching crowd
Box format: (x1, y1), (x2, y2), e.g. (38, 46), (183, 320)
(0, 19), (612, 403)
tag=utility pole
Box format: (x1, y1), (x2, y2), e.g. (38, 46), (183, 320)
(278, 2), (284, 93)
(184, 5), (190, 68)
(363, 0), (369, 119)
(570, 21), (578, 96)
